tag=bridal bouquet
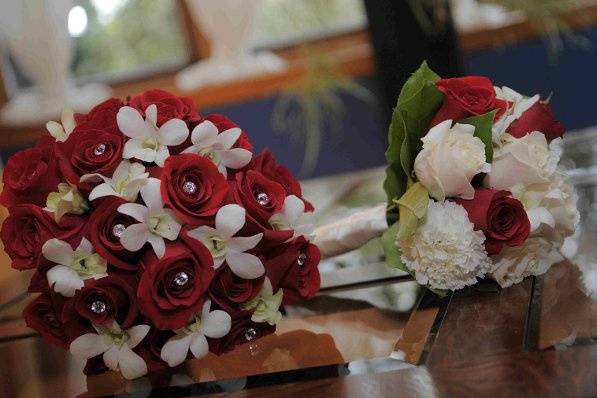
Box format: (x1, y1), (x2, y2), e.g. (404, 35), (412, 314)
(382, 62), (579, 293)
(0, 90), (320, 379)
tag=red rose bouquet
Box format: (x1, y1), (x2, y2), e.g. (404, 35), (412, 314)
(0, 90), (320, 379)
(382, 62), (578, 293)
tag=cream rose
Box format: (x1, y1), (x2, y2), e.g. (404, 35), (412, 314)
(485, 132), (562, 191)
(414, 120), (490, 201)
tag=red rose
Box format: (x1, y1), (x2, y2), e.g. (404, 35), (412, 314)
(23, 293), (71, 348)
(265, 236), (321, 304)
(456, 189), (530, 255)
(0, 137), (61, 208)
(209, 266), (264, 312)
(507, 101), (565, 141)
(230, 170), (292, 242)
(431, 76), (508, 126)
(74, 98), (123, 134)
(206, 114), (253, 151)
(63, 275), (139, 329)
(161, 154), (228, 225)
(129, 89), (201, 126)
(137, 232), (215, 330)
(56, 128), (124, 186)
(1, 205), (86, 270)
(251, 150), (313, 211)
(208, 310), (275, 355)
(89, 197), (142, 271)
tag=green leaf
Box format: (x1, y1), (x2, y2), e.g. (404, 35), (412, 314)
(397, 61), (440, 106)
(461, 110), (497, 163)
(395, 182), (429, 240)
(381, 222), (407, 272)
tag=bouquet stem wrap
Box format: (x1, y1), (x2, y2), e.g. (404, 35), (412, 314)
(313, 204), (387, 259)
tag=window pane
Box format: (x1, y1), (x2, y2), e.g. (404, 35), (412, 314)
(251, 0), (367, 48)
(71, 0), (189, 79)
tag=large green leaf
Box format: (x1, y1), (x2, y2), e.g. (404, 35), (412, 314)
(383, 62), (443, 223)
(395, 182), (429, 240)
(380, 222), (407, 272)
(461, 110), (497, 163)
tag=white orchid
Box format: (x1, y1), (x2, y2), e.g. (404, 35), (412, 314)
(117, 104), (189, 167)
(182, 120), (252, 176)
(43, 238), (107, 297)
(117, 178), (181, 258)
(242, 277), (283, 326)
(81, 160), (149, 202)
(70, 322), (150, 380)
(160, 300), (231, 367)
(44, 183), (89, 222)
(187, 204), (264, 279)
(46, 108), (76, 142)
(269, 195), (314, 240)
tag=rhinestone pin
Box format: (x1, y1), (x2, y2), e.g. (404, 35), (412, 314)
(244, 327), (257, 342)
(182, 181), (197, 195)
(255, 192), (270, 206)
(112, 223), (126, 238)
(297, 253), (307, 266)
(93, 143), (107, 156)
(173, 271), (189, 286)
(90, 300), (106, 314)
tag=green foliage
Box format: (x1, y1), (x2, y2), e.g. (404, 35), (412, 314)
(383, 61), (443, 222)
(380, 222), (407, 273)
(395, 182), (429, 240)
(461, 110), (497, 163)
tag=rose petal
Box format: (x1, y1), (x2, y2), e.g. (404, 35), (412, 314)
(161, 334), (193, 367)
(226, 251), (265, 279)
(70, 333), (110, 359)
(215, 204), (245, 239)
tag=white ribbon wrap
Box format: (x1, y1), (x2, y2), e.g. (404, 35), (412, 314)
(313, 203), (388, 260)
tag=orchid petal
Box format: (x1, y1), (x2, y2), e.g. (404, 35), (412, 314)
(227, 233), (262, 253)
(120, 224), (150, 252)
(154, 145), (170, 167)
(191, 121), (218, 147)
(103, 346), (119, 371)
(118, 203), (149, 223)
(140, 178), (163, 211)
(118, 344), (148, 380)
(155, 211), (182, 241)
(127, 325), (150, 348)
(282, 195), (304, 224)
(76, 237), (94, 255)
(226, 251), (265, 279)
(201, 310), (231, 338)
(70, 333), (110, 359)
(123, 139), (157, 163)
(219, 148), (252, 169)
(186, 226), (218, 243)
(147, 234), (166, 258)
(145, 105), (158, 126)
(42, 239), (74, 265)
(117, 107), (149, 139)
(88, 183), (119, 201)
(158, 118), (189, 146)
(215, 127), (241, 149)
(47, 265), (84, 297)
(161, 334), (193, 367)
(189, 334), (209, 359)
(215, 204), (245, 238)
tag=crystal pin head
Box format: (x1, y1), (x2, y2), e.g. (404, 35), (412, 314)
(173, 271), (189, 287)
(297, 253), (307, 266)
(94, 143), (106, 156)
(244, 327), (257, 341)
(90, 300), (106, 314)
(255, 192), (270, 206)
(112, 224), (126, 238)
(182, 181), (197, 195)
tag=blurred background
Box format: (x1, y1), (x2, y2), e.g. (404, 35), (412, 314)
(1, 0), (597, 178)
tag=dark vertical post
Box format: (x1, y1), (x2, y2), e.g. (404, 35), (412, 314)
(363, 0), (463, 119)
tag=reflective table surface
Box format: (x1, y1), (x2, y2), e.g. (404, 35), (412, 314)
(0, 130), (597, 397)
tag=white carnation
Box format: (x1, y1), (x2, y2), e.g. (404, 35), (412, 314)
(485, 132), (562, 190)
(490, 237), (564, 288)
(492, 86), (540, 143)
(414, 120), (490, 201)
(398, 201), (491, 291)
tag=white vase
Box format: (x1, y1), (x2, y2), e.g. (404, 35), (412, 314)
(176, 0), (287, 92)
(0, 0), (111, 126)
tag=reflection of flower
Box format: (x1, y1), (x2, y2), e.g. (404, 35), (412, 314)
(160, 300), (231, 367)
(187, 204), (264, 279)
(70, 322), (150, 380)
(399, 201), (490, 290)
(43, 238), (107, 297)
